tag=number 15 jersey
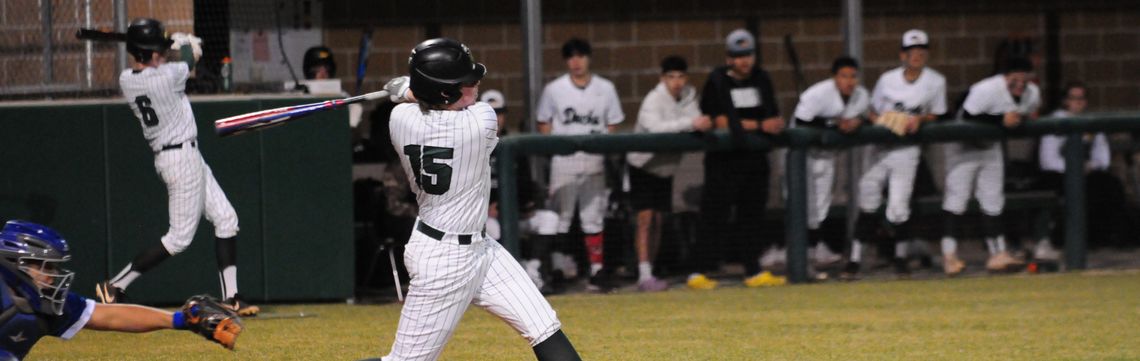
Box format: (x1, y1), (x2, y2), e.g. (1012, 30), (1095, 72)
(390, 101), (499, 234)
(119, 62), (197, 152)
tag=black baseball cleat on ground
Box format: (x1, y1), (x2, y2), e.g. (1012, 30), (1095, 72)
(893, 258), (911, 278)
(225, 294), (261, 317)
(95, 281), (126, 304)
(585, 270), (620, 293)
(839, 261), (861, 281)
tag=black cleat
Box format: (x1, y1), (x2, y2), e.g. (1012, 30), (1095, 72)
(840, 262), (861, 281)
(893, 258), (911, 278)
(224, 294), (260, 317)
(95, 281), (126, 304)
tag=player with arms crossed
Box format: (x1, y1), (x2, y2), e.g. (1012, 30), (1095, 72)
(96, 18), (257, 316)
(0, 220), (243, 360)
(369, 38), (581, 361)
(845, 29), (947, 278)
(939, 57), (1039, 275)
(792, 56), (868, 269)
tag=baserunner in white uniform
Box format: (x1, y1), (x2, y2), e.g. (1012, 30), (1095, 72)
(371, 38), (580, 361)
(536, 38), (624, 291)
(939, 57), (1040, 275)
(845, 29), (947, 278)
(97, 18), (256, 316)
(792, 56), (869, 268)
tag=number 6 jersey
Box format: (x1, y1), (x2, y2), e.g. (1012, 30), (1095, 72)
(390, 101), (499, 233)
(119, 62), (197, 152)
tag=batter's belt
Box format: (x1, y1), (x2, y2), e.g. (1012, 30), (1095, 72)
(416, 220), (485, 245)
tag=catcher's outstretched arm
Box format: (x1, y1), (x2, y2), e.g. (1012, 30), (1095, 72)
(86, 304), (173, 333)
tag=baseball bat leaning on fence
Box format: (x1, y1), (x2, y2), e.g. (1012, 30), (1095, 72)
(76, 28), (127, 42)
(214, 90), (390, 137)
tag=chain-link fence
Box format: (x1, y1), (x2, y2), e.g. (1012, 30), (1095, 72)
(0, 0), (324, 100)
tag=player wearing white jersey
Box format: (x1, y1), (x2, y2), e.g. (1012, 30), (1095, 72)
(96, 18), (256, 316)
(536, 38), (624, 291)
(792, 56), (869, 268)
(939, 57), (1040, 275)
(371, 38), (580, 361)
(845, 29), (947, 279)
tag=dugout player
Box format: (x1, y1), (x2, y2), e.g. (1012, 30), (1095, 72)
(96, 18), (257, 316)
(1035, 82), (1108, 261)
(627, 56), (712, 292)
(687, 29), (787, 290)
(792, 56), (869, 267)
(0, 220), (243, 359)
(372, 38), (581, 361)
(940, 57), (1039, 274)
(536, 38), (625, 291)
(844, 29), (947, 279)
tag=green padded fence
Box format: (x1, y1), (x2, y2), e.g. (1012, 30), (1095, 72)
(0, 96), (353, 304)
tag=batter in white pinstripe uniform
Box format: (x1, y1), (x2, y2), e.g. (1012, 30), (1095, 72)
(96, 18), (256, 316)
(372, 38), (580, 361)
(537, 38), (624, 289)
(939, 57), (1040, 275)
(792, 56), (868, 267)
(845, 29), (947, 278)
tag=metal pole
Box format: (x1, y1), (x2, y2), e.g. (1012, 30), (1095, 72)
(785, 130), (812, 283)
(1062, 132), (1087, 269)
(521, 0), (547, 204)
(521, 0), (542, 133)
(84, 0), (93, 88)
(114, 0), (127, 73)
(842, 0), (863, 246)
(41, 0), (54, 83)
(497, 144), (522, 257)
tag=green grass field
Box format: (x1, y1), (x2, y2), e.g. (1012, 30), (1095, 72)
(34, 271), (1140, 360)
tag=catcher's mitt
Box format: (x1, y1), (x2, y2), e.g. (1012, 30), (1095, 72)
(875, 111), (910, 136)
(182, 295), (244, 350)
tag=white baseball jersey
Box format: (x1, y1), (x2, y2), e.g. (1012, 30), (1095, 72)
(1040, 110), (1110, 173)
(794, 79), (869, 229)
(117, 62), (238, 254)
(859, 67), (946, 224)
(943, 75), (1041, 216)
(537, 74), (624, 174)
(389, 102), (498, 233)
(384, 101), (562, 361)
(120, 63), (197, 152)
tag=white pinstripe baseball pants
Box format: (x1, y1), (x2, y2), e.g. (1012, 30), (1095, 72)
(383, 225), (561, 361)
(155, 146), (238, 255)
(806, 149), (836, 230)
(858, 145), (920, 224)
(942, 141), (1004, 216)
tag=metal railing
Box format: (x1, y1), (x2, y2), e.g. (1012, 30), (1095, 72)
(495, 114), (1140, 283)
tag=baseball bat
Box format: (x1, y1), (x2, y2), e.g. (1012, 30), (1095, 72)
(76, 28), (127, 42)
(215, 90), (389, 137)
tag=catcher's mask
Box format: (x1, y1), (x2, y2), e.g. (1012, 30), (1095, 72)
(0, 220), (74, 315)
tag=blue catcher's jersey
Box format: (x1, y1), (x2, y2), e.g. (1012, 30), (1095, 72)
(0, 272), (93, 359)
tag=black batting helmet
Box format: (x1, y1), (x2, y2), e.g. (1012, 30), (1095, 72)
(126, 18), (173, 62)
(408, 38), (486, 106)
(303, 46), (336, 79)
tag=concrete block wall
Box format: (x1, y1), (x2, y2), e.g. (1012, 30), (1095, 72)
(322, 0), (1138, 133)
(0, 0), (193, 89)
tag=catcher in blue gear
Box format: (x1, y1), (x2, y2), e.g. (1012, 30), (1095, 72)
(0, 220), (243, 359)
